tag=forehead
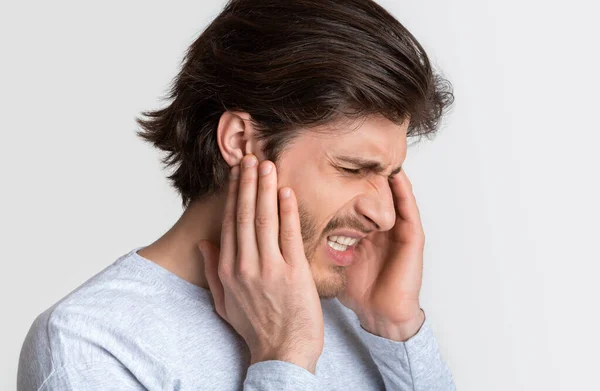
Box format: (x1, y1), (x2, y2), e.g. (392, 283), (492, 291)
(304, 115), (408, 159)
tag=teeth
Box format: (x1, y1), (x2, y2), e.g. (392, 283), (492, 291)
(328, 240), (349, 251)
(328, 235), (359, 246)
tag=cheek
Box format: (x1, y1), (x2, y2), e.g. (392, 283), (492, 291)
(279, 163), (362, 227)
(303, 180), (361, 228)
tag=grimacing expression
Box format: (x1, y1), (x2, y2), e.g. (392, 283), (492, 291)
(275, 115), (408, 299)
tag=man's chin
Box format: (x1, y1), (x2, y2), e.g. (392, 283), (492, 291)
(315, 276), (347, 299)
(310, 253), (347, 300)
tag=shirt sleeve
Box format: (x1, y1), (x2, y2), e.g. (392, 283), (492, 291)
(243, 360), (319, 390)
(34, 362), (146, 391)
(356, 310), (456, 391)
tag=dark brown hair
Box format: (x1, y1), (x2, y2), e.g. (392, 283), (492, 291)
(136, 0), (454, 208)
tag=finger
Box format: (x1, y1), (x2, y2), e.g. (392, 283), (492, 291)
(197, 240), (227, 320)
(389, 169), (424, 234)
(236, 154), (260, 269)
(219, 165), (240, 271)
(278, 187), (305, 266)
(255, 160), (281, 265)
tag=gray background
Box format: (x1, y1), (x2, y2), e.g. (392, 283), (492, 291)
(1, 0), (599, 390)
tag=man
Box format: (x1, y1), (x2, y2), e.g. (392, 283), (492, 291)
(18, 0), (456, 389)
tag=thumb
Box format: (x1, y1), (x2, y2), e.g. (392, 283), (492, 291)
(197, 240), (226, 320)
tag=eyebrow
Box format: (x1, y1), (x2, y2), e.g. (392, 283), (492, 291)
(335, 155), (402, 177)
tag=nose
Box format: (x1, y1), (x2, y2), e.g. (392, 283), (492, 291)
(355, 175), (396, 232)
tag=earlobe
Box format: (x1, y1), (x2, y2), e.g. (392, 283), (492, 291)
(216, 111), (258, 167)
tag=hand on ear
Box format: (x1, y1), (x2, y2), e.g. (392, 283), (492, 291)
(216, 111), (266, 167)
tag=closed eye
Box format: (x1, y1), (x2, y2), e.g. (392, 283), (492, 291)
(341, 167), (362, 175)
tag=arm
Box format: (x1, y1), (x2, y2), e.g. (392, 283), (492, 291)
(357, 309), (456, 391)
(337, 170), (456, 390)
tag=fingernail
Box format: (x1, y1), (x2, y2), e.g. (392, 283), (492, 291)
(280, 188), (291, 199)
(243, 155), (257, 168)
(259, 161), (272, 176)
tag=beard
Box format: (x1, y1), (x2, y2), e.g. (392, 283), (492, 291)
(276, 195), (370, 300)
(295, 200), (372, 300)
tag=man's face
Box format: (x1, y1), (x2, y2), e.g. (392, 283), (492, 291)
(274, 115), (408, 299)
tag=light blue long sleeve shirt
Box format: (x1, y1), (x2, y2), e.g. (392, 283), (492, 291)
(18, 247), (456, 390)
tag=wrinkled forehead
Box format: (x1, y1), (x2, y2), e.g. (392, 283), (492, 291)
(307, 115), (408, 162)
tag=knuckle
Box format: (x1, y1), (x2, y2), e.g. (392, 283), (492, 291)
(259, 175), (275, 189)
(217, 265), (232, 281)
(280, 227), (296, 242)
(222, 215), (235, 229)
(237, 208), (253, 225)
(235, 252), (258, 280)
(254, 214), (271, 229)
(279, 200), (292, 214)
(260, 263), (281, 281)
(240, 174), (256, 186)
(235, 264), (257, 281)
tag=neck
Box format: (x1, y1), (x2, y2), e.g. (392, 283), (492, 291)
(137, 193), (227, 291)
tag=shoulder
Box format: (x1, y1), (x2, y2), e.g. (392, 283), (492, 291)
(18, 248), (188, 387)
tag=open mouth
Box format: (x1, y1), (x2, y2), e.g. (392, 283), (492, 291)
(326, 235), (361, 252)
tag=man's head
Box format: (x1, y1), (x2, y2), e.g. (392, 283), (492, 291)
(137, 0), (454, 298)
(211, 111), (410, 299)
(268, 114), (410, 299)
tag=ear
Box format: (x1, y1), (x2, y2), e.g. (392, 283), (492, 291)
(216, 111), (264, 167)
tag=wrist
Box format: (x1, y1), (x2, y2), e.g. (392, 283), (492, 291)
(252, 351), (319, 375)
(359, 308), (425, 342)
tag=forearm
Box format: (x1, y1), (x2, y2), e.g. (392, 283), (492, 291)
(357, 309), (456, 391)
